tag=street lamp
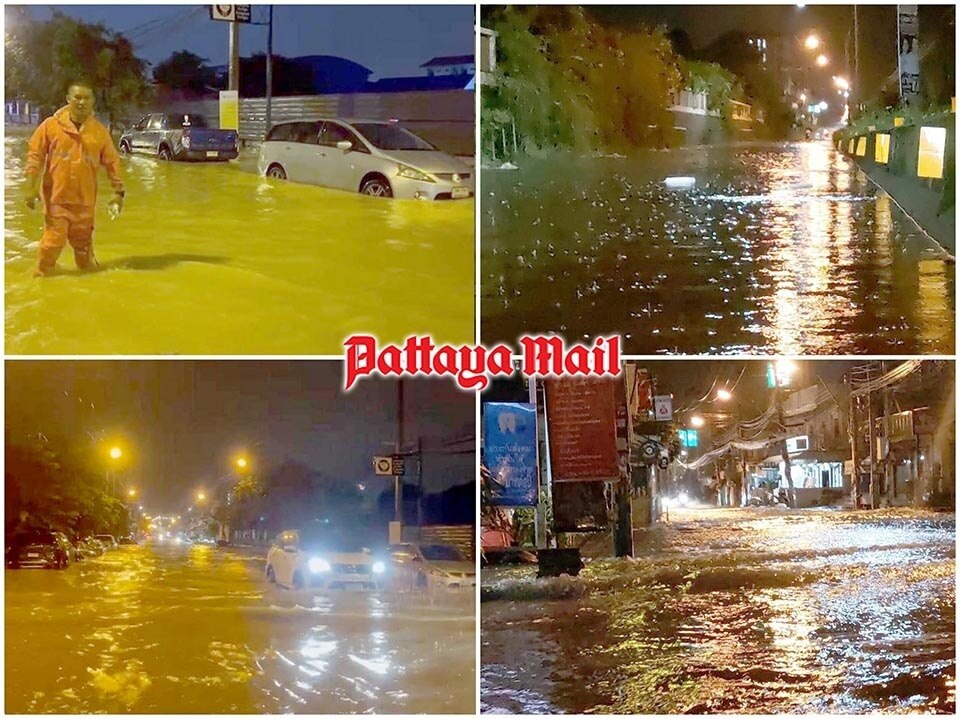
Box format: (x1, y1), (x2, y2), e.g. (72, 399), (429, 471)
(804, 33), (820, 51)
(690, 415), (706, 428)
(816, 54), (829, 67)
(109, 446), (123, 460)
(196, 491), (206, 503)
(127, 488), (137, 499)
(716, 389), (733, 402)
(833, 76), (850, 91)
(235, 456), (248, 471)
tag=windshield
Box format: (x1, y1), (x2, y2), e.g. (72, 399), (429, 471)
(299, 529), (366, 554)
(420, 545), (465, 562)
(352, 123), (436, 151)
(167, 114), (208, 129)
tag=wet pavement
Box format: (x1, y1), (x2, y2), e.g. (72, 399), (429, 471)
(481, 142), (955, 355)
(5, 543), (475, 713)
(481, 507), (955, 714)
(5, 130), (474, 355)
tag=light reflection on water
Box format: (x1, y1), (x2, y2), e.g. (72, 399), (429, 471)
(481, 142), (954, 354)
(4, 131), (474, 354)
(480, 509), (955, 714)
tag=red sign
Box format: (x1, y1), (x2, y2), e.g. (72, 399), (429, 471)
(634, 369), (653, 413)
(545, 378), (620, 481)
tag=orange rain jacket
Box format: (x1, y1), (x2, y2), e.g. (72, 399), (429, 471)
(26, 106), (124, 210)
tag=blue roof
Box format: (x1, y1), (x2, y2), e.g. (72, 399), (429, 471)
(364, 74), (475, 93)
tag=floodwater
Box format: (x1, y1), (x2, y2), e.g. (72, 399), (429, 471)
(482, 142), (955, 355)
(5, 544), (475, 714)
(481, 507), (955, 714)
(5, 131), (474, 355)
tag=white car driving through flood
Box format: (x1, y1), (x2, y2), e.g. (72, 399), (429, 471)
(258, 118), (474, 200)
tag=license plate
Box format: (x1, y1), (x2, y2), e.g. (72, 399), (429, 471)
(26, 552), (39, 558)
(206, 151), (219, 158)
(451, 187), (469, 199)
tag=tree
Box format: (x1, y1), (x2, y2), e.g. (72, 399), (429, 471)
(153, 50), (216, 95)
(4, 12), (150, 126)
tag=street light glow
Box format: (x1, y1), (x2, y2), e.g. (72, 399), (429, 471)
(236, 457), (248, 470)
(690, 415), (706, 428)
(716, 389), (733, 401)
(127, 488), (137, 498)
(196, 491), (206, 502)
(804, 34), (820, 51)
(834, 76), (850, 91)
(816, 54), (829, 67)
(109, 446), (122, 460)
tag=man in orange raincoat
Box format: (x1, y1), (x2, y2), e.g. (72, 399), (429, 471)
(24, 80), (126, 277)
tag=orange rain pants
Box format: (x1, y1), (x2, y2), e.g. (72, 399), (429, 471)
(26, 106), (124, 275)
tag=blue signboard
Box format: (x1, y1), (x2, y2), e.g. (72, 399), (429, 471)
(679, 429), (699, 448)
(483, 402), (539, 507)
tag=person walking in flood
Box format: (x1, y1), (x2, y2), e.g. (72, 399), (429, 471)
(23, 80), (125, 277)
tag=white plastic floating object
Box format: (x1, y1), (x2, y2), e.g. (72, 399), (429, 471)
(664, 176), (696, 189)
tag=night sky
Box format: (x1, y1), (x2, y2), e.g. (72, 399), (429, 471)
(589, 5), (953, 106)
(23, 4), (475, 78)
(635, 359), (852, 418)
(5, 361), (475, 513)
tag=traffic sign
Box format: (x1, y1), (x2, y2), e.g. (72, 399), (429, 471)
(373, 455), (405, 476)
(653, 395), (672, 421)
(210, 5), (252, 23)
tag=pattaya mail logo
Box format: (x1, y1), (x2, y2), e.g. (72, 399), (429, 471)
(343, 335), (622, 390)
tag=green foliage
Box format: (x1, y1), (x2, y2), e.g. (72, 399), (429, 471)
(153, 50), (216, 94)
(6, 438), (129, 537)
(4, 11), (150, 125)
(681, 60), (743, 113)
(482, 6), (681, 160)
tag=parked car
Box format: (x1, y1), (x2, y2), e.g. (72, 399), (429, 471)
(116, 536), (137, 546)
(6, 530), (73, 569)
(119, 113), (239, 161)
(265, 528), (386, 590)
(72, 537), (104, 560)
(94, 534), (118, 550)
(389, 542), (476, 590)
(258, 118), (474, 200)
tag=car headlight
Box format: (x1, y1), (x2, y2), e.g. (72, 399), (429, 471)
(372, 561), (386, 575)
(397, 164), (434, 183)
(308, 557), (331, 573)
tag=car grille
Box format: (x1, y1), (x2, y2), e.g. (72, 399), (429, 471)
(433, 173), (471, 182)
(333, 564), (368, 575)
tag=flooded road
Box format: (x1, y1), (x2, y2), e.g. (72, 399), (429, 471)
(481, 507), (955, 714)
(481, 142), (954, 354)
(5, 131), (474, 355)
(5, 543), (475, 713)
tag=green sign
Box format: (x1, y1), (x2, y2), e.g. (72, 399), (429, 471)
(679, 429), (698, 448)
(766, 363), (776, 388)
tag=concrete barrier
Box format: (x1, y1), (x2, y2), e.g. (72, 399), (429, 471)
(838, 112), (955, 253)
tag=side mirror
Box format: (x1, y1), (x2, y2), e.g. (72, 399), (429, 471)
(336, 140), (353, 152)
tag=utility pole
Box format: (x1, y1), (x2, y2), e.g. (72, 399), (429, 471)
(265, 5), (274, 138)
(613, 371), (633, 557)
(853, 5), (860, 116)
(849, 391), (861, 509)
(395, 379), (404, 524)
(881, 360), (894, 506)
(775, 387), (797, 508)
(228, 20), (240, 92)
(416, 436), (423, 539)
(867, 382), (877, 509)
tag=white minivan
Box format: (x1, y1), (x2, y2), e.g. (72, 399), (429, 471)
(257, 118), (474, 200)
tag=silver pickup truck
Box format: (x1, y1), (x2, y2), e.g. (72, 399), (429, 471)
(118, 113), (239, 161)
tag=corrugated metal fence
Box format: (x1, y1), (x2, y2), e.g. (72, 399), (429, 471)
(166, 90), (474, 156)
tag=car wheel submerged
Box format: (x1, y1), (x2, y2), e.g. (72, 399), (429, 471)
(158, 146), (172, 161)
(266, 565), (276, 584)
(360, 176), (393, 198)
(266, 164), (287, 180)
(119, 141), (131, 155)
